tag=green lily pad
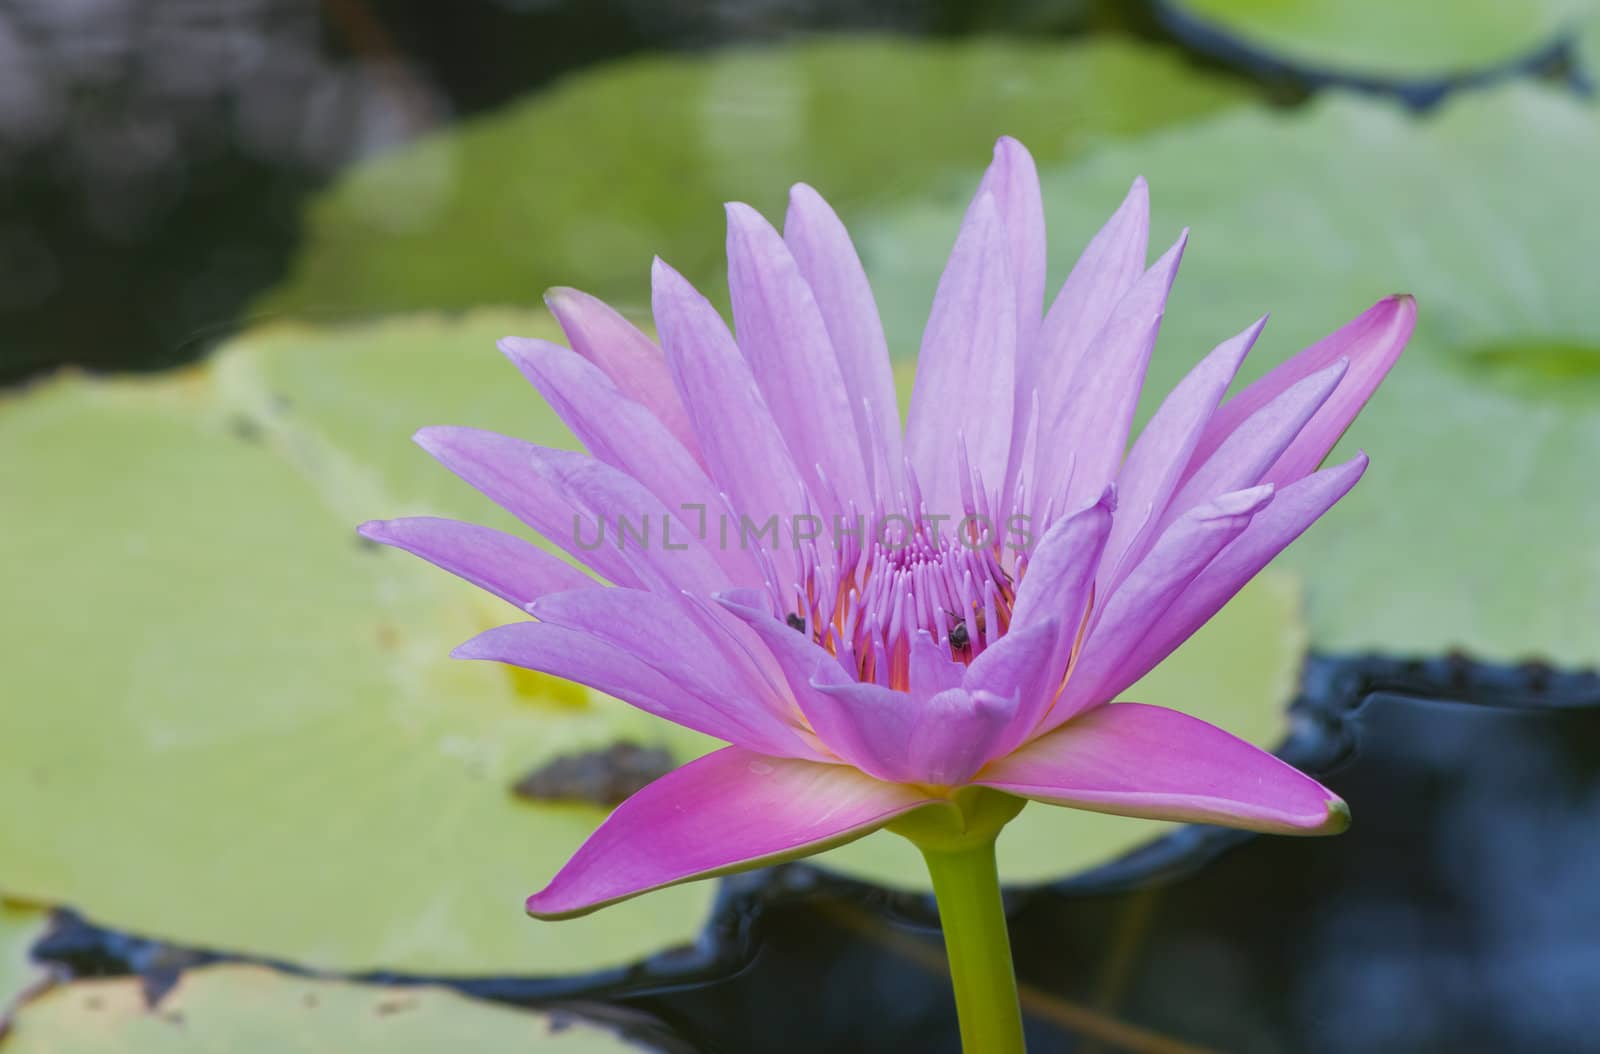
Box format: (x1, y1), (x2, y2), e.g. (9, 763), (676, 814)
(860, 83), (1600, 666)
(1161, 0), (1592, 79)
(2, 902), (51, 1031)
(0, 966), (645, 1052)
(818, 570), (1307, 888)
(256, 37), (1248, 324)
(0, 311), (713, 976)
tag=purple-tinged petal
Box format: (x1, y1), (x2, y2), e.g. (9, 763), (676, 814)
(499, 338), (761, 586)
(544, 287), (699, 457)
(905, 688), (1014, 787)
(456, 622), (814, 759)
(1021, 178), (1149, 492)
(527, 747), (937, 918)
(978, 137), (1047, 356)
(1050, 233), (1188, 513)
(1009, 493), (1114, 634)
(1191, 295), (1414, 487)
(357, 517), (594, 610)
(1095, 454), (1368, 704)
(1043, 484), (1273, 733)
(1100, 318), (1262, 584)
(909, 630), (963, 704)
(977, 702), (1348, 834)
(905, 192), (1017, 518)
(784, 183), (903, 498)
(810, 661), (927, 783)
(1145, 357), (1347, 553)
(962, 617), (1062, 760)
(531, 588), (803, 747)
(726, 202), (871, 515)
(652, 258), (805, 589)
(415, 427), (726, 595)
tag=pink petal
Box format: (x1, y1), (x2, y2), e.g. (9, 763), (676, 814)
(784, 183), (903, 499)
(527, 748), (936, 918)
(977, 137), (1047, 357)
(1191, 295), (1415, 487)
(1052, 233), (1188, 513)
(357, 517), (594, 609)
(544, 287), (699, 458)
(1140, 357), (1347, 562)
(904, 688), (1014, 787)
(904, 191), (1017, 518)
(530, 587), (804, 744)
(652, 258), (805, 590)
(1044, 484), (1273, 732)
(977, 702), (1348, 834)
(498, 338), (761, 586)
(1100, 318), (1262, 584)
(1022, 179), (1149, 499)
(455, 621), (815, 760)
(726, 202), (871, 515)
(1095, 454), (1368, 704)
(415, 427), (726, 595)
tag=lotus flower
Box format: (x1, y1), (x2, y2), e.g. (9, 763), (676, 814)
(361, 137), (1412, 922)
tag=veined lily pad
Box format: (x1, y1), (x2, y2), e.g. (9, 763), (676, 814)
(255, 37), (1248, 324)
(860, 84), (1600, 665)
(1, 966), (646, 1052)
(0, 311), (713, 976)
(1158, 0), (1591, 80)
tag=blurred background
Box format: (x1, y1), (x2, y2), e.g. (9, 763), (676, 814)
(4, 2), (1600, 1052)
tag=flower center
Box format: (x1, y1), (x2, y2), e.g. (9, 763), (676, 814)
(783, 513), (1018, 689)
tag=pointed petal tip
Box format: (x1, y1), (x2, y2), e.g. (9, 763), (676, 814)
(1321, 796), (1352, 835)
(355, 519), (389, 541)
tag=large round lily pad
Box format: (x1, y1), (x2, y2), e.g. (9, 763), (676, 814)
(1, 966), (645, 1052)
(255, 36), (1248, 324)
(1159, 0), (1591, 80)
(860, 83), (1600, 666)
(0, 311), (714, 976)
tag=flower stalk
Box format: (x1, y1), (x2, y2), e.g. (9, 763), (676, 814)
(920, 836), (1027, 1054)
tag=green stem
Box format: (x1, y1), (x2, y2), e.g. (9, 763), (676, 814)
(919, 835), (1027, 1054)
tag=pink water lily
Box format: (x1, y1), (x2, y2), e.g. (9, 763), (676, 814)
(361, 137), (1412, 922)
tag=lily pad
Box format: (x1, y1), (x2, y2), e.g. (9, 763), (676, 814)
(1, 966), (645, 1052)
(1158, 0), (1591, 80)
(2, 903), (51, 1032)
(256, 37), (1248, 324)
(0, 310), (713, 976)
(860, 83), (1600, 665)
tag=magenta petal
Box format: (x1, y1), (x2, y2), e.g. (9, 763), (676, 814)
(544, 287), (698, 457)
(1151, 358), (1348, 545)
(527, 748), (936, 918)
(416, 427), (728, 595)
(652, 258), (805, 588)
(977, 702), (1348, 834)
(455, 622), (806, 757)
(977, 137), (1047, 356)
(1192, 294), (1415, 486)
(904, 191), (1017, 517)
(784, 183), (903, 497)
(498, 338), (761, 586)
(357, 516), (594, 609)
(530, 588), (804, 746)
(961, 617), (1062, 760)
(1096, 454), (1368, 704)
(905, 688), (1014, 786)
(1100, 318), (1262, 584)
(726, 202), (871, 513)
(1046, 484), (1273, 731)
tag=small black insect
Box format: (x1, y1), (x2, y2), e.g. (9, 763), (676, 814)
(947, 618), (970, 650)
(786, 612), (808, 633)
